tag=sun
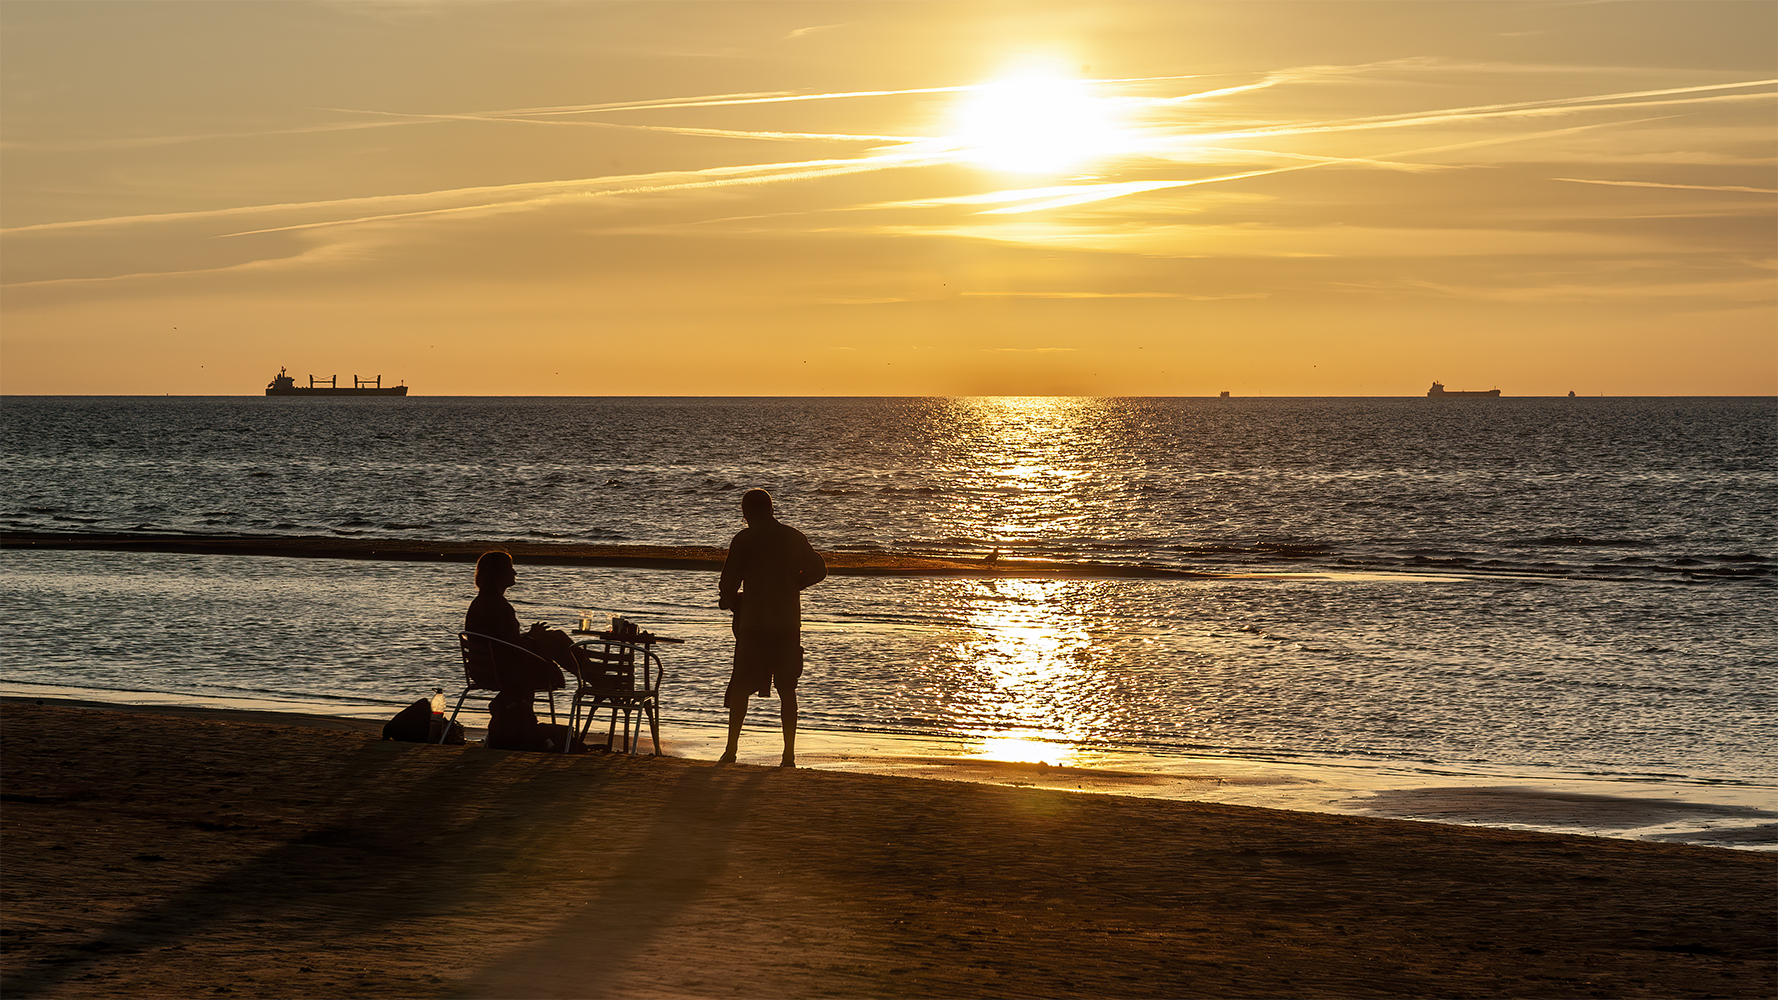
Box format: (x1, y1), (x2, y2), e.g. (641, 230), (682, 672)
(948, 70), (1130, 174)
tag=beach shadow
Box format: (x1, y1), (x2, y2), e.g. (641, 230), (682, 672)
(3, 738), (649, 997)
(456, 763), (768, 998)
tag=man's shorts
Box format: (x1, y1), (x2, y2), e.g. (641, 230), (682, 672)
(725, 626), (803, 708)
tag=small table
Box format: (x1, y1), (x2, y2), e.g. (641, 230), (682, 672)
(569, 629), (679, 754)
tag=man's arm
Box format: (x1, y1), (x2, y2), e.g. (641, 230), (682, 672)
(718, 530), (747, 609)
(797, 532), (827, 591)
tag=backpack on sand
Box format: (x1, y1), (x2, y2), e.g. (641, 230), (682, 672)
(383, 697), (466, 745)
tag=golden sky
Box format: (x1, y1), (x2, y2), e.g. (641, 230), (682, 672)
(2, 0), (1773, 396)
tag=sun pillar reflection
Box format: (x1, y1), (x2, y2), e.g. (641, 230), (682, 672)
(956, 577), (1112, 765)
(928, 397), (1121, 765)
(924, 393), (1116, 758)
(935, 396), (1106, 561)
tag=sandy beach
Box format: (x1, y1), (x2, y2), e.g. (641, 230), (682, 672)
(3, 701), (1772, 999)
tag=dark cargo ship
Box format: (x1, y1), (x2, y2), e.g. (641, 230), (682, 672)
(1426, 381), (1500, 398)
(266, 367), (407, 396)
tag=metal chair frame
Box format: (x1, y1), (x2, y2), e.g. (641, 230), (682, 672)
(570, 635), (666, 755)
(451, 632), (561, 744)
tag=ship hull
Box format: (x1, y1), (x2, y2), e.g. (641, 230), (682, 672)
(1427, 389), (1501, 398)
(266, 386), (408, 396)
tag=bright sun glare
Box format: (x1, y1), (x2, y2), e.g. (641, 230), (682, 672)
(949, 71), (1129, 174)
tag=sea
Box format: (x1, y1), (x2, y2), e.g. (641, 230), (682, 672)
(3, 396), (1774, 845)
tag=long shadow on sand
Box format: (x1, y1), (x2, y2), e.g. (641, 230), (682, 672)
(457, 763), (769, 998)
(5, 737), (697, 997)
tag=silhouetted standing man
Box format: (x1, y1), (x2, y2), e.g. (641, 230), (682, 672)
(718, 489), (826, 767)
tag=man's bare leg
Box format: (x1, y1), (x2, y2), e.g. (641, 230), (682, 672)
(720, 697), (746, 763)
(779, 690), (797, 768)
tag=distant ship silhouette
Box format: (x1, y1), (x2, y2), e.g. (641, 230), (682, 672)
(266, 367), (407, 397)
(1426, 381), (1500, 398)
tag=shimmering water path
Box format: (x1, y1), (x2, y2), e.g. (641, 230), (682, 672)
(3, 549), (1771, 791)
(3, 396), (1773, 844)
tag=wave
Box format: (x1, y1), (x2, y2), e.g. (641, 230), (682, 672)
(1532, 535), (1657, 548)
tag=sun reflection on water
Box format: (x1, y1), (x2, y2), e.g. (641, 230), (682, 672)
(953, 576), (1106, 764)
(926, 396), (1120, 559)
(914, 398), (1137, 762)
(975, 732), (1077, 766)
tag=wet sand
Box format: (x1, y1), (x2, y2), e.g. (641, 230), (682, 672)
(3, 702), (1773, 999)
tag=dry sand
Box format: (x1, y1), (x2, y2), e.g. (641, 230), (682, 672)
(3, 702), (1773, 999)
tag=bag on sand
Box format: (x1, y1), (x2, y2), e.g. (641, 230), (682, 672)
(485, 690), (539, 750)
(382, 698), (431, 742)
(431, 714), (468, 746)
(486, 693), (586, 753)
(534, 723), (587, 755)
(383, 697), (466, 745)
(489, 718), (587, 754)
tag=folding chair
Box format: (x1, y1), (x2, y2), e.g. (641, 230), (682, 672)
(570, 633), (667, 755)
(449, 632), (561, 744)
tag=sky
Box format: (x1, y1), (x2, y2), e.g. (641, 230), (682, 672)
(2, 0), (1773, 396)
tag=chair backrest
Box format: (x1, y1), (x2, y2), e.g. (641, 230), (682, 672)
(459, 633), (503, 689)
(575, 638), (634, 691)
(638, 646), (665, 694)
(573, 637), (665, 696)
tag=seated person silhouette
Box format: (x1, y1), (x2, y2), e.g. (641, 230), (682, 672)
(465, 550), (584, 749)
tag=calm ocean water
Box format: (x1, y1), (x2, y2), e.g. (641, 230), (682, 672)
(3, 396), (1774, 818)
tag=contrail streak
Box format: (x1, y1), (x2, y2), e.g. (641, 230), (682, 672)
(968, 120), (1647, 215)
(1554, 177), (1778, 195)
(1183, 79), (1775, 142)
(8, 71), (1767, 244)
(355, 111), (923, 144)
(1, 155), (935, 235)
(324, 73), (1209, 123)
(1156, 146), (1451, 172)
(216, 155), (942, 238)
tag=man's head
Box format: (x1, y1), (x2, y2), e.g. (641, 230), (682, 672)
(741, 488), (774, 525)
(474, 550), (516, 591)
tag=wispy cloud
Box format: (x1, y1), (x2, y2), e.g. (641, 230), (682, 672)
(1168, 147), (1454, 172)
(1, 153), (943, 237)
(9, 58), (1771, 286)
(1554, 177), (1778, 195)
(18, 67), (1770, 241)
(962, 291), (1267, 300)
(1350, 274), (1778, 304)
(1, 119), (415, 153)
(884, 119), (1679, 218)
(1176, 80), (1776, 144)
(324, 107), (922, 144)
(329, 74), (1206, 123)
(1, 235), (373, 289)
